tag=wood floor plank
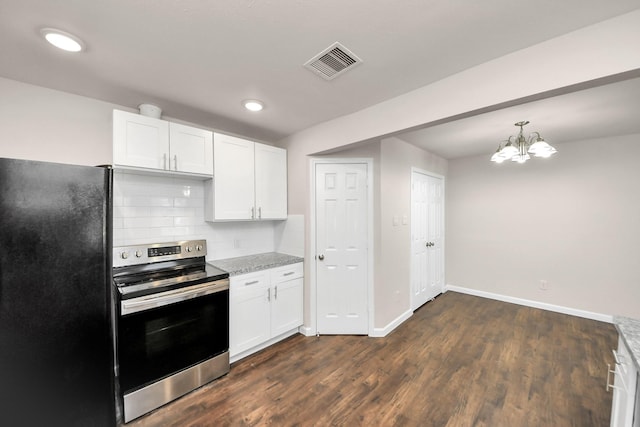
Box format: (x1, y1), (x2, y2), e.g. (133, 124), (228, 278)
(126, 292), (617, 426)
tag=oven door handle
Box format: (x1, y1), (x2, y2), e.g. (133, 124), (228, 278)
(121, 279), (229, 315)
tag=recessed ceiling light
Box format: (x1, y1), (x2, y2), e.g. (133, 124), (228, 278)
(40, 28), (85, 52)
(243, 100), (264, 112)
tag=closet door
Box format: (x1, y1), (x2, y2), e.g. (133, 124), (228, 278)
(411, 170), (444, 310)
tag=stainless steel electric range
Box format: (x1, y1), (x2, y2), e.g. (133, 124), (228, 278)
(112, 240), (229, 423)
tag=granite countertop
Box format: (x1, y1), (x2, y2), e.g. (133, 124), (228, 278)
(208, 252), (303, 276)
(614, 315), (640, 372)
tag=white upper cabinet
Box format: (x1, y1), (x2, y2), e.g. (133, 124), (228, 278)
(113, 109), (213, 176)
(206, 133), (287, 221)
(255, 143), (288, 220)
(113, 110), (169, 170)
(168, 122), (213, 175)
(210, 134), (255, 220)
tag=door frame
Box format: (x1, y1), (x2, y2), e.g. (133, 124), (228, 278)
(308, 158), (374, 336)
(410, 167), (446, 310)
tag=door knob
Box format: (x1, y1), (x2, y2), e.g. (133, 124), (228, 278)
(318, 254), (324, 260)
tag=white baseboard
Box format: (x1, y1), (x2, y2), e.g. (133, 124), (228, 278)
(298, 325), (315, 337)
(370, 309), (413, 337)
(230, 329), (300, 364)
(445, 285), (613, 323)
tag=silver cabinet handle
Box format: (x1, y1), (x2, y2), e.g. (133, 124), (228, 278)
(267, 287), (271, 301)
(318, 254), (324, 260)
(258, 207), (262, 219)
(244, 280), (259, 286)
(612, 349), (624, 365)
(274, 285), (278, 299)
(251, 207), (255, 219)
(284, 271), (295, 276)
(606, 363), (621, 392)
(163, 153), (167, 170)
(173, 155), (177, 171)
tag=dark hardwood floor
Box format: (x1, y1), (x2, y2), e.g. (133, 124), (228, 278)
(127, 292), (617, 426)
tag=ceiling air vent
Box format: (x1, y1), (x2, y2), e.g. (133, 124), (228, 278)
(304, 42), (362, 81)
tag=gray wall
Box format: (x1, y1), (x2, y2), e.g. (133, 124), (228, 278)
(446, 133), (640, 318)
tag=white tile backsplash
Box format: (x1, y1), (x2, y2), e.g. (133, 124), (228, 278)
(275, 214), (305, 257)
(113, 171), (301, 261)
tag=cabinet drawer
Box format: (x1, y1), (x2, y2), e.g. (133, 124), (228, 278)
(270, 262), (303, 283)
(230, 270), (269, 291)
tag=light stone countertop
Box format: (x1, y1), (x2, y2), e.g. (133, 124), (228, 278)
(614, 315), (640, 372)
(208, 252), (303, 277)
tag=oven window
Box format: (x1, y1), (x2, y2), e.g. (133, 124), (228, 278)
(118, 289), (228, 393)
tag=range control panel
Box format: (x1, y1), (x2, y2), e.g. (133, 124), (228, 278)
(113, 240), (207, 268)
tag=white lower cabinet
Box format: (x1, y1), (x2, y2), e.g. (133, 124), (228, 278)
(609, 336), (639, 427)
(229, 270), (271, 355)
(229, 263), (303, 361)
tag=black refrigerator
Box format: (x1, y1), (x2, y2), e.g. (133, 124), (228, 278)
(0, 158), (117, 427)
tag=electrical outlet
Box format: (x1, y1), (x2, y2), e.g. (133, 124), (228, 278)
(539, 280), (548, 290)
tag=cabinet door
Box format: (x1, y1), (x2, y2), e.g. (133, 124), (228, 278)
(229, 272), (270, 356)
(255, 143), (287, 220)
(113, 110), (169, 170)
(168, 123), (213, 175)
(270, 278), (303, 337)
(213, 134), (255, 220)
(610, 336), (638, 427)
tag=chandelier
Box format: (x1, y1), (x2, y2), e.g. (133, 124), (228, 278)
(490, 121), (557, 164)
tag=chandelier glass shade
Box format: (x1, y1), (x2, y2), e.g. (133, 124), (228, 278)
(490, 121), (557, 164)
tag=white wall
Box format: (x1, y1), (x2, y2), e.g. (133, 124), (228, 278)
(0, 76), (117, 166)
(279, 10), (640, 191)
(0, 77), (296, 263)
(378, 137), (447, 327)
(307, 138), (448, 330)
(279, 10), (640, 331)
(446, 133), (640, 318)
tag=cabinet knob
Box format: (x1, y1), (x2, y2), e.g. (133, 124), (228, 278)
(318, 254), (324, 261)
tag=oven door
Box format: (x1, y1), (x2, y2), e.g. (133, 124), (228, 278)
(118, 280), (229, 394)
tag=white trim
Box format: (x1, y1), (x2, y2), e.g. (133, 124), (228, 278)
(370, 309), (413, 337)
(445, 285), (613, 323)
(309, 158), (375, 336)
(298, 325), (315, 337)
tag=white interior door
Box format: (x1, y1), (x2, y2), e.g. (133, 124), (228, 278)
(316, 163), (368, 335)
(411, 170), (444, 310)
